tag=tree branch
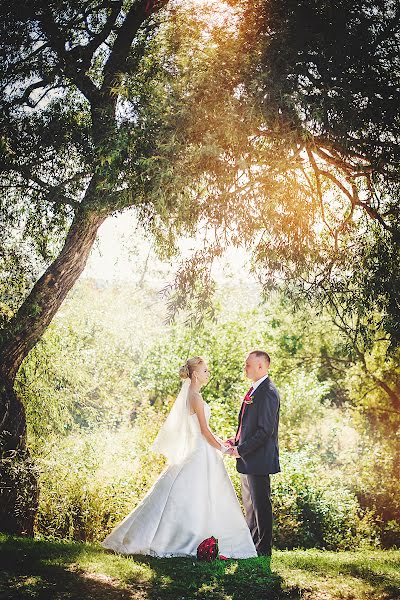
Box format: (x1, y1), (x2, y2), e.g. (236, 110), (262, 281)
(305, 147), (337, 246)
(16, 79), (52, 106)
(307, 145), (394, 233)
(69, 1), (123, 71)
(38, 12), (100, 102)
(1, 163), (84, 209)
(101, 0), (168, 94)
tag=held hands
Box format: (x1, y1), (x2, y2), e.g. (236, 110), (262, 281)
(227, 447), (240, 458)
(221, 438), (241, 458)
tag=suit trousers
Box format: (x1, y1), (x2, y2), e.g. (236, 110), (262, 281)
(240, 473), (272, 555)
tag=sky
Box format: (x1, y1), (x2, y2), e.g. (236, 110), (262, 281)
(82, 208), (254, 289)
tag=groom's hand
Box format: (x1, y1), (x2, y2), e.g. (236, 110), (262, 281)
(227, 447), (241, 458)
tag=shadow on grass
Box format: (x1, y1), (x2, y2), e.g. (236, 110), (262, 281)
(0, 536), (297, 600)
(123, 554), (297, 600)
(280, 551), (400, 600)
(0, 536), (132, 600)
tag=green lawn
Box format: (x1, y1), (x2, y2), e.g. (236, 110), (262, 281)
(0, 535), (399, 599)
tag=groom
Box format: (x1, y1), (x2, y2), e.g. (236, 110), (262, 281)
(226, 350), (280, 557)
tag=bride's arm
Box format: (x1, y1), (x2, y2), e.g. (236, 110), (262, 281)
(213, 434), (224, 444)
(191, 393), (226, 450)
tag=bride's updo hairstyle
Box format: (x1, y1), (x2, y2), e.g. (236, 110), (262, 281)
(179, 356), (205, 380)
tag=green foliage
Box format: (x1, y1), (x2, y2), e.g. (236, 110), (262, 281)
(1, 0), (399, 549)
(0, 453), (38, 534)
(1, 0), (399, 394)
(11, 278), (399, 548)
(277, 370), (331, 452)
(233, 0), (400, 349)
(240, 0), (399, 155)
(16, 278), (168, 441)
(272, 452), (378, 551)
(35, 406), (165, 541)
(33, 427), (377, 551)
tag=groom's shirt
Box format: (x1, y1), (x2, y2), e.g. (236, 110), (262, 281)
(251, 374), (269, 392)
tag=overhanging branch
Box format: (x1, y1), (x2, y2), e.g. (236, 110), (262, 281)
(101, 0), (168, 94)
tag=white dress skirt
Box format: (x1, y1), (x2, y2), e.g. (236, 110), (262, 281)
(101, 402), (257, 558)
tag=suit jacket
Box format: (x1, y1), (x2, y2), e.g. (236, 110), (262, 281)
(235, 376), (280, 475)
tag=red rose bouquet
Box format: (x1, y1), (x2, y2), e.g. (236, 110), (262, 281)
(197, 536), (219, 561)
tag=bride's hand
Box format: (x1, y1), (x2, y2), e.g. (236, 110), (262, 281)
(219, 444), (231, 454)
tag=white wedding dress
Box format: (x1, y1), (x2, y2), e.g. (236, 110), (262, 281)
(101, 395), (257, 558)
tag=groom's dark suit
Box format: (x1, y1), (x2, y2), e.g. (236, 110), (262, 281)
(234, 375), (280, 556)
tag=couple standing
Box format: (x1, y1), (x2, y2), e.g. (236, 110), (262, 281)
(102, 351), (280, 559)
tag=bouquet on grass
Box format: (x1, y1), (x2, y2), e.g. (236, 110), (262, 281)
(197, 536), (228, 561)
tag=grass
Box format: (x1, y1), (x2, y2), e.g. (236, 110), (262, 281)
(0, 535), (399, 600)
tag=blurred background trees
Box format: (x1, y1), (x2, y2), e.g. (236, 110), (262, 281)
(10, 273), (398, 549)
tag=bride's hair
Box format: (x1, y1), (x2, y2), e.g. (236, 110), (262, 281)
(179, 356), (205, 380)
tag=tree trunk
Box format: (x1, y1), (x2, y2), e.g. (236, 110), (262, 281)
(0, 204), (107, 381)
(0, 200), (108, 535)
(0, 380), (38, 535)
(374, 378), (400, 413)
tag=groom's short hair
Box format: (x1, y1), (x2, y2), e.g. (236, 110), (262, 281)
(249, 350), (271, 364)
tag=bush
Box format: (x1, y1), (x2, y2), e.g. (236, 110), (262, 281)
(34, 411), (379, 550)
(380, 520), (400, 549)
(271, 451), (378, 551)
(25, 285), (397, 549)
(35, 407), (165, 541)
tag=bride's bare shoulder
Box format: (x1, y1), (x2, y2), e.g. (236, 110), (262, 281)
(188, 389), (203, 402)
(188, 390), (204, 415)
(188, 390), (204, 411)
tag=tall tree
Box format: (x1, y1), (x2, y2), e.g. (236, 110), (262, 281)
(166, 1), (400, 350)
(167, 0), (400, 415)
(0, 0), (238, 534)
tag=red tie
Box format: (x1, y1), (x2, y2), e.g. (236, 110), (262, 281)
(235, 386), (254, 443)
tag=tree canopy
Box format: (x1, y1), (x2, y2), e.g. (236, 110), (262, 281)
(239, 0), (400, 350)
(171, 0), (400, 352)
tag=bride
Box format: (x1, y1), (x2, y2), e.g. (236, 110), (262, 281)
(101, 356), (257, 558)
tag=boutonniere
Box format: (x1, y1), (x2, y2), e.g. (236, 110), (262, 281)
(244, 393), (254, 404)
